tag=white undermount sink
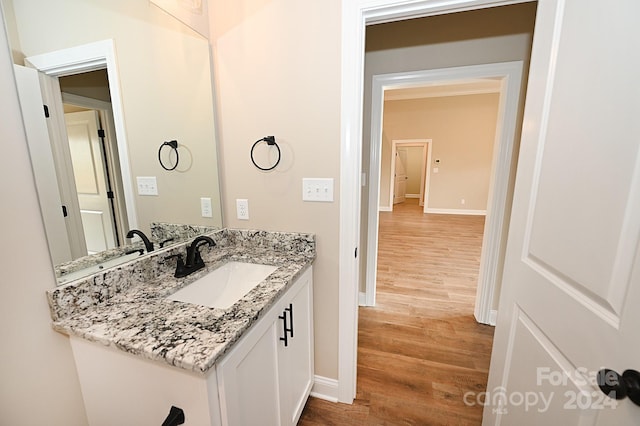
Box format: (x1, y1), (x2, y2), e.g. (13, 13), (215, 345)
(166, 261), (278, 309)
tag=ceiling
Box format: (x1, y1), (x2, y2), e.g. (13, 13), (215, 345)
(384, 78), (502, 101)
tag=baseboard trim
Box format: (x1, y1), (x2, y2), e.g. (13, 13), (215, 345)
(379, 206), (392, 212)
(425, 208), (487, 216)
(405, 194), (420, 199)
(311, 375), (339, 402)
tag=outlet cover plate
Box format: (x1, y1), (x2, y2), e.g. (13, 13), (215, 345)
(236, 199), (249, 220)
(137, 176), (158, 196)
(302, 178), (334, 202)
(201, 197), (212, 218)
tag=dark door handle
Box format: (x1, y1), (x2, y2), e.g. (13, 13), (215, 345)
(597, 369), (640, 406)
(285, 303), (294, 338)
(279, 312), (288, 347)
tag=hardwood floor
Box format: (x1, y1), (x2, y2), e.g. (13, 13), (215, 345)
(299, 199), (495, 425)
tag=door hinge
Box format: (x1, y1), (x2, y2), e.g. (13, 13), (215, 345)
(106, 191), (114, 199)
(43, 105), (50, 118)
(355, 247), (358, 258)
(97, 129), (105, 138)
(61, 205), (68, 217)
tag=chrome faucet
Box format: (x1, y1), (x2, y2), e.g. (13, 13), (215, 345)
(126, 229), (154, 252)
(166, 235), (216, 278)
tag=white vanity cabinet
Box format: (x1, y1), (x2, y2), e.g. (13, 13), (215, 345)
(217, 266), (314, 426)
(69, 266), (313, 426)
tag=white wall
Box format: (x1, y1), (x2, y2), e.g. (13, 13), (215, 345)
(209, 0), (342, 380)
(0, 7), (88, 424)
(381, 93), (500, 212)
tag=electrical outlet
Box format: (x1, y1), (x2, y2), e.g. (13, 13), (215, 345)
(461, 198), (466, 205)
(201, 197), (212, 218)
(236, 199), (249, 220)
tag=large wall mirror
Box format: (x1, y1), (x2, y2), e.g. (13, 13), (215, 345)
(3, 0), (223, 283)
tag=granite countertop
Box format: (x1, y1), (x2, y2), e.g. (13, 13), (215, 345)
(47, 229), (315, 375)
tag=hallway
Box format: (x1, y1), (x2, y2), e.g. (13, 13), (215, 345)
(300, 199), (495, 425)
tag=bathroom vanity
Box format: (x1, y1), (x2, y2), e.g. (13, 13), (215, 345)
(47, 229), (315, 425)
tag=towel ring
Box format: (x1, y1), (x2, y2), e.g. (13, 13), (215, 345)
(250, 136), (280, 171)
(158, 140), (179, 171)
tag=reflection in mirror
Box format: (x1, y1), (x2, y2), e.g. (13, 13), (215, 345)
(4, 0), (224, 284)
(55, 222), (219, 284)
(60, 70), (129, 258)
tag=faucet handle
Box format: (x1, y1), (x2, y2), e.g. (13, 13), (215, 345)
(159, 238), (175, 248)
(193, 250), (204, 267)
(164, 254), (186, 278)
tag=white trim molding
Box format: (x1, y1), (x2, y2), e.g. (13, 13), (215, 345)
(425, 208), (487, 215)
(489, 310), (498, 326)
(388, 139), (431, 210)
(310, 375), (340, 403)
(358, 292), (367, 306)
(340, 0), (530, 404)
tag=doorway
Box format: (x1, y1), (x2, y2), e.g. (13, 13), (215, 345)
(60, 83), (128, 255)
(389, 140), (430, 210)
(362, 62), (524, 312)
(22, 40), (137, 263)
(338, 1), (538, 404)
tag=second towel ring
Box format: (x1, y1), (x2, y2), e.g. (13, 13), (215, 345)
(158, 140), (179, 171)
(250, 136), (281, 171)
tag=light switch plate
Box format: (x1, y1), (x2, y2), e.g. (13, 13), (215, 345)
(201, 197), (212, 218)
(136, 176), (158, 196)
(302, 178), (334, 202)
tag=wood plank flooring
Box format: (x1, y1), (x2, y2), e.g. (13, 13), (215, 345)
(299, 199), (495, 425)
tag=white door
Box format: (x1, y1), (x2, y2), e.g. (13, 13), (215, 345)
(485, 0), (640, 424)
(393, 150), (407, 204)
(65, 110), (117, 254)
(13, 65), (89, 260)
(13, 65), (73, 264)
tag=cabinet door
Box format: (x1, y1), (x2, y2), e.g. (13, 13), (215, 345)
(217, 320), (282, 426)
(278, 269), (314, 426)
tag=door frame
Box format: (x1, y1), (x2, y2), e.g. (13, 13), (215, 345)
(25, 39), (138, 232)
(61, 92), (130, 247)
(361, 63), (524, 321)
(338, 0), (535, 403)
(388, 140), (430, 210)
